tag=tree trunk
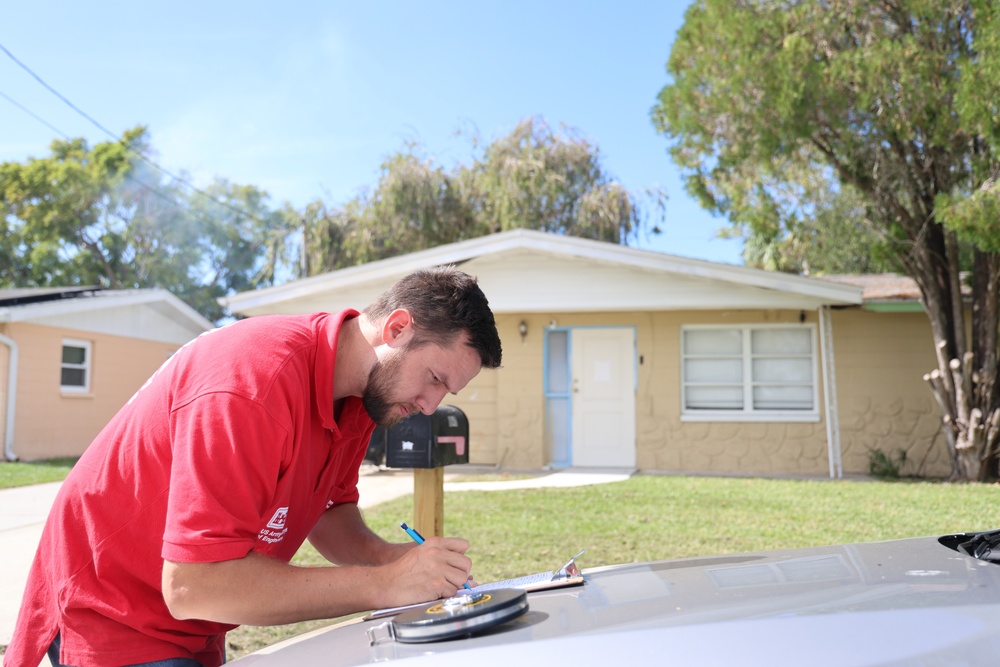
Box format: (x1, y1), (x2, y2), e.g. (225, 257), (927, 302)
(920, 244), (1000, 482)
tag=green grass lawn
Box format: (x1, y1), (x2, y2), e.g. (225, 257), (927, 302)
(341, 474), (1000, 580)
(0, 458), (77, 488)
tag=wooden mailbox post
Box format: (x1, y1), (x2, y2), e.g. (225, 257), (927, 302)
(413, 467), (445, 537)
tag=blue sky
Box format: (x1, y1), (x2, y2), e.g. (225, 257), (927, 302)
(0, 1), (745, 266)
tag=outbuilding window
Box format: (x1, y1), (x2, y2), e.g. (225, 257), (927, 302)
(681, 325), (818, 422)
(61, 338), (92, 393)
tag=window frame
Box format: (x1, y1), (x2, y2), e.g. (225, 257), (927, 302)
(680, 324), (820, 423)
(61, 338), (92, 394)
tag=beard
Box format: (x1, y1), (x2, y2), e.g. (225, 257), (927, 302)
(362, 350), (411, 428)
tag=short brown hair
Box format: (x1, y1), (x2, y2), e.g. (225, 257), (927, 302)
(364, 266), (502, 369)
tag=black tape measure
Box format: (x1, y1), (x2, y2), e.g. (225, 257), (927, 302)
(390, 588), (528, 643)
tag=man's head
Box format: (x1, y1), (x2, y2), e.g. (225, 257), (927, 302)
(361, 266), (502, 427)
(364, 266), (502, 369)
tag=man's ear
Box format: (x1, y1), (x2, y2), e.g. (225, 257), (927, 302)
(380, 309), (415, 348)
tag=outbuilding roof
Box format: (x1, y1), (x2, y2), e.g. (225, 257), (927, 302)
(0, 287), (214, 345)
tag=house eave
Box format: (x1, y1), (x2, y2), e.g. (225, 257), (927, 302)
(221, 230), (864, 316)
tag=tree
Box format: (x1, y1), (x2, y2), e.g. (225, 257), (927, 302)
(0, 129), (140, 287)
(710, 153), (900, 274)
(182, 178), (298, 321)
(301, 116), (663, 273)
(652, 0), (1000, 480)
(464, 117), (654, 244)
(0, 127), (296, 323)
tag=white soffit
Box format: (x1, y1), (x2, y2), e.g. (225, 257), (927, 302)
(221, 230), (864, 316)
(465, 251), (849, 312)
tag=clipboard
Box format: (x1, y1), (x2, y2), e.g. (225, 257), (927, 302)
(365, 549), (586, 620)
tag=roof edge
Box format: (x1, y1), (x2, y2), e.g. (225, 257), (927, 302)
(0, 289), (214, 331)
(221, 230), (864, 313)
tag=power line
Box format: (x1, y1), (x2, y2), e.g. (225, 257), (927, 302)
(0, 89), (70, 140)
(0, 88), (199, 212)
(0, 40), (270, 224)
(0, 41), (121, 143)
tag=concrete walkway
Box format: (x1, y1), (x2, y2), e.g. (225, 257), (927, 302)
(0, 467), (630, 650)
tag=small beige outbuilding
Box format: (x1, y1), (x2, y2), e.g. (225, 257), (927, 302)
(224, 229), (949, 479)
(0, 287), (213, 460)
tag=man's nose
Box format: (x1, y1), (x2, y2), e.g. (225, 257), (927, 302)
(417, 386), (449, 415)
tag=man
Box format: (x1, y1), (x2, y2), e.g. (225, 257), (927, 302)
(5, 266), (503, 667)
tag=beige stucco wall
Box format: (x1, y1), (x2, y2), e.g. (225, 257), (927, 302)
(441, 314), (530, 468)
(449, 307), (950, 479)
(5, 322), (178, 460)
(0, 336), (9, 451)
(638, 309), (831, 476)
(831, 308), (949, 478)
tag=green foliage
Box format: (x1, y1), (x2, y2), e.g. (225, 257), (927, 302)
(937, 183), (1000, 254)
(466, 117), (648, 243)
(652, 0), (1000, 480)
(868, 448), (908, 479)
(0, 130), (140, 286)
(302, 116), (664, 274)
(653, 0), (999, 267)
(0, 128), (298, 323)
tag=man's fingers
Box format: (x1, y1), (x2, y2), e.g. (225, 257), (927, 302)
(416, 538), (472, 577)
(423, 535), (470, 554)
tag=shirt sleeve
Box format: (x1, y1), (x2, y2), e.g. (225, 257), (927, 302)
(161, 392), (289, 563)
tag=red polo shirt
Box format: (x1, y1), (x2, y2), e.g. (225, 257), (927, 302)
(5, 311), (375, 667)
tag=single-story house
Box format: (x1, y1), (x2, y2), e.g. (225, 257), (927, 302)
(0, 287), (214, 461)
(222, 229), (950, 479)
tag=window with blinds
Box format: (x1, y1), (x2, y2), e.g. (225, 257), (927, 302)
(681, 325), (818, 421)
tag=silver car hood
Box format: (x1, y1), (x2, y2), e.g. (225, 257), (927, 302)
(233, 534), (1000, 666)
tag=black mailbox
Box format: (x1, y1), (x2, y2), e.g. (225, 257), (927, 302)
(385, 405), (469, 469)
(364, 427), (387, 466)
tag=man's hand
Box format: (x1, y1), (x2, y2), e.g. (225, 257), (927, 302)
(378, 536), (472, 605)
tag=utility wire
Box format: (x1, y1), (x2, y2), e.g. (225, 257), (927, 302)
(0, 41), (120, 143)
(0, 88), (201, 212)
(0, 88), (70, 140)
(0, 40), (269, 224)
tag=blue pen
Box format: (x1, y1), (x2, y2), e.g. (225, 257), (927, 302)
(400, 522), (473, 590)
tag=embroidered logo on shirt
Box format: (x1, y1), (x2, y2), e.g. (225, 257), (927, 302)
(258, 507), (289, 544)
(267, 507), (288, 530)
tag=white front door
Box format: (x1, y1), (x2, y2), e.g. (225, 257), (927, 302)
(570, 327), (636, 468)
